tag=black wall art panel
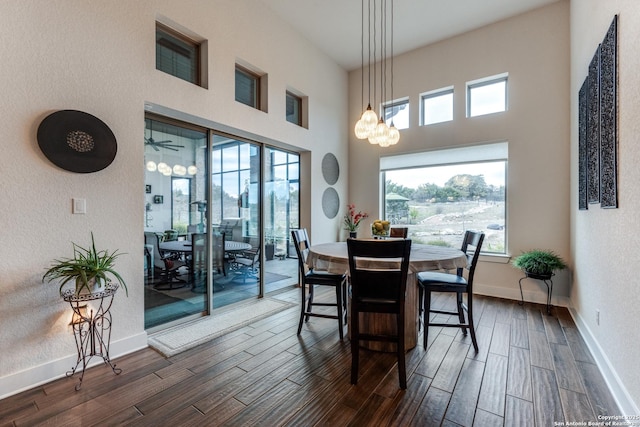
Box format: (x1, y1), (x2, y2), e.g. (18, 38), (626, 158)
(586, 45), (601, 205)
(579, 15), (618, 211)
(578, 79), (588, 210)
(599, 15), (618, 208)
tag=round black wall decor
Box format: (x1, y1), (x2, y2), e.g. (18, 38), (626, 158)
(321, 187), (340, 219)
(37, 110), (117, 173)
(321, 153), (340, 185)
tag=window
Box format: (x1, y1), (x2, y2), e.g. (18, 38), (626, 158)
(380, 142), (507, 254)
(286, 91), (302, 126)
(383, 99), (409, 130)
(156, 23), (201, 85)
(467, 74), (508, 117)
(421, 87), (454, 125)
(235, 65), (261, 109)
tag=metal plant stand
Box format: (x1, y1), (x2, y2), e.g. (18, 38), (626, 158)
(518, 272), (554, 315)
(63, 282), (122, 390)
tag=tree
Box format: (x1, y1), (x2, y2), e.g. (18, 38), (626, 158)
(445, 174), (488, 200)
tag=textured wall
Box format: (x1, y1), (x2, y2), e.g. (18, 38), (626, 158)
(0, 0), (347, 397)
(570, 0), (640, 412)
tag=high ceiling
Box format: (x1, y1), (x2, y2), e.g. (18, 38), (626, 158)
(260, 0), (561, 71)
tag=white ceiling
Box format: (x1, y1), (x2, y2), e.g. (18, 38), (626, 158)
(260, 0), (561, 71)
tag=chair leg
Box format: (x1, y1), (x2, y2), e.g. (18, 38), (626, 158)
(457, 292), (468, 335)
(418, 285), (424, 331)
(342, 280), (348, 324)
(335, 284), (344, 340)
(350, 308), (359, 385)
(297, 282), (307, 335)
(305, 284), (314, 322)
(423, 289), (431, 350)
(397, 310), (407, 390)
(467, 291), (479, 352)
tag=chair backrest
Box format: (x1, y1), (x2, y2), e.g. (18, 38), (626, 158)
(145, 232), (165, 269)
(212, 231), (225, 271)
(459, 230), (485, 286)
(192, 232), (208, 271)
(347, 238), (412, 305)
(291, 229), (311, 278)
(164, 229), (178, 241)
(389, 227), (408, 238)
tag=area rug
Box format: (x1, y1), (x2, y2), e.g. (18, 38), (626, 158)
(148, 297), (296, 357)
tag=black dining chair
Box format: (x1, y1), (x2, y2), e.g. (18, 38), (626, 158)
(417, 230), (485, 352)
(291, 229), (347, 340)
(145, 232), (187, 290)
(347, 237), (412, 389)
(389, 227), (409, 238)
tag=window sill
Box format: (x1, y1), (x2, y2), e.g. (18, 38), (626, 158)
(479, 253), (511, 264)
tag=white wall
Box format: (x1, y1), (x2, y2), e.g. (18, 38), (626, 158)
(349, 2), (572, 304)
(570, 0), (640, 414)
(0, 0), (348, 398)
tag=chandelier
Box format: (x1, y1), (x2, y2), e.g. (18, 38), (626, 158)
(354, 0), (399, 147)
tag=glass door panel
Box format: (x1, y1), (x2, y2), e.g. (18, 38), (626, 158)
(264, 148), (299, 294)
(211, 135), (261, 309)
(144, 117), (208, 329)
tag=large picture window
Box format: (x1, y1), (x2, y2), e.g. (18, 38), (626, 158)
(381, 143), (507, 254)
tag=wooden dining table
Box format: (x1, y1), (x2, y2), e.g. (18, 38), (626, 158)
(307, 240), (467, 351)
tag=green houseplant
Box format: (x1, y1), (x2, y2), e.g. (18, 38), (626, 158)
(43, 233), (128, 297)
(512, 249), (567, 279)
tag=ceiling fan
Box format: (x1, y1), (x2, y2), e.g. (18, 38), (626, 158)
(144, 135), (184, 151)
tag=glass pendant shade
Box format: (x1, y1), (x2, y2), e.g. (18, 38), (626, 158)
(360, 105), (378, 135)
(369, 119), (389, 145)
(187, 165), (198, 175)
(387, 124), (400, 145)
(146, 161), (157, 172)
(355, 118), (369, 139)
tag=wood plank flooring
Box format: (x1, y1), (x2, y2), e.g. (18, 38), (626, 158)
(1, 288), (621, 426)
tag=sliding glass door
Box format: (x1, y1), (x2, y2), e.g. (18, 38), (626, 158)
(143, 116), (300, 329)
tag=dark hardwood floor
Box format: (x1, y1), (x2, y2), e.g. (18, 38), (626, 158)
(1, 288), (620, 426)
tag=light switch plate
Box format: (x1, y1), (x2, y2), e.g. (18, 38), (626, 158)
(73, 198), (86, 214)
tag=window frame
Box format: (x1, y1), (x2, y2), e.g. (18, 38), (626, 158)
(155, 22), (202, 86)
(382, 98), (410, 130)
(380, 142), (508, 255)
(420, 86), (454, 126)
(285, 91), (302, 126)
(235, 65), (261, 110)
(466, 74), (508, 118)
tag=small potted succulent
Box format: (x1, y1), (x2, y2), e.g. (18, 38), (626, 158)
(512, 249), (567, 280)
(43, 233), (128, 297)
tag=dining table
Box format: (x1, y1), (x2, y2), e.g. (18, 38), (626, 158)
(159, 239), (251, 253)
(307, 240), (468, 352)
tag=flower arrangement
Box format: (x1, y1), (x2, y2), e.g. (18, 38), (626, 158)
(344, 204), (368, 232)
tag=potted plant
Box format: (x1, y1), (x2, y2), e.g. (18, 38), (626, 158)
(512, 249), (567, 280)
(43, 233), (128, 297)
(344, 204), (368, 238)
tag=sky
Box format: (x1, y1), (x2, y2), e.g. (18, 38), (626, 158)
(385, 162), (505, 189)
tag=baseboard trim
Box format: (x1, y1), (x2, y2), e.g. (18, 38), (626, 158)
(474, 282), (571, 307)
(0, 332), (148, 401)
(568, 307), (639, 416)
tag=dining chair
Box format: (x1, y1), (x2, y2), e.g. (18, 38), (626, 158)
(417, 230), (485, 352)
(291, 229), (347, 340)
(389, 227), (409, 238)
(212, 231), (226, 276)
(145, 232), (187, 290)
(232, 247), (260, 283)
(347, 237), (412, 389)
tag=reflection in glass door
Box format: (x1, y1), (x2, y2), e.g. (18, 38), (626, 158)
(210, 135), (261, 309)
(144, 116), (208, 329)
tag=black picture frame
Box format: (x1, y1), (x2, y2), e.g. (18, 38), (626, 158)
(145, 185), (151, 194)
(153, 195), (163, 204)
